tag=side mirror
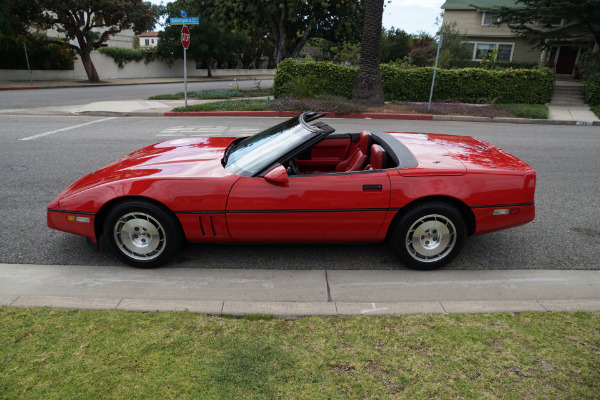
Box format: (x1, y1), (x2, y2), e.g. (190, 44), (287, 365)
(264, 165), (289, 185)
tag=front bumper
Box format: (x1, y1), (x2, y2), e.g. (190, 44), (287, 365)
(47, 209), (97, 242)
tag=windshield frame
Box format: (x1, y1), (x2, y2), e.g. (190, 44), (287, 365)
(223, 112), (328, 177)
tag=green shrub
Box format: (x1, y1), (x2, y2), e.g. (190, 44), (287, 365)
(274, 59), (554, 104)
(584, 73), (600, 106)
(0, 34), (74, 70)
(98, 47), (158, 68)
(447, 60), (539, 70)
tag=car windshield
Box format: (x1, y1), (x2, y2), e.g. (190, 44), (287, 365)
(224, 113), (322, 176)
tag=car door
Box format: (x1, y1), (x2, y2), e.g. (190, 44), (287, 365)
(226, 170), (391, 242)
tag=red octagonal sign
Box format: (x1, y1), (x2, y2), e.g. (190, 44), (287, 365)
(181, 26), (190, 49)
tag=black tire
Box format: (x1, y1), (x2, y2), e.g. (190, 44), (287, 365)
(103, 200), (182, 268)
(390, 201), (467, 270)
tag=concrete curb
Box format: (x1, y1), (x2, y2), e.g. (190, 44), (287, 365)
(5, 296), (600, 317)
(2, 265), (599, 317)
(71, 109), (600, 125)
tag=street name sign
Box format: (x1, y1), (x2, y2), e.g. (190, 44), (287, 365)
(169, 17), (199, 25)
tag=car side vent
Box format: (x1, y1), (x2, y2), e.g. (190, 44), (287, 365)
(199, 215), (228, 238)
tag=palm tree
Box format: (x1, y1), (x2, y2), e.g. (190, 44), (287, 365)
(352, 0), (384, 105)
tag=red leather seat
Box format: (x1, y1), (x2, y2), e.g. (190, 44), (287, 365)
(334, 130), (370, 172)
(367, 144), (384, 170)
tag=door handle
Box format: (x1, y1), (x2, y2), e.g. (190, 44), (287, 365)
(363, 184), (382, 191)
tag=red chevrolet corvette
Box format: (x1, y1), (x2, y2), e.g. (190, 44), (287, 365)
(47, 112), (536, 269)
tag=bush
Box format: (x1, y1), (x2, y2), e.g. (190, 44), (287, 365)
(274, 59), (554, 104)
(584, 73), (600, 106)
(98, 47), (158, 68)
(0, 34), (74, 70)
(270, 96), (365, 114)
(447, 60), (539, 70)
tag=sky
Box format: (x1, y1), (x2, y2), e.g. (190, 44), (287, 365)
(150, 0), (445, 36)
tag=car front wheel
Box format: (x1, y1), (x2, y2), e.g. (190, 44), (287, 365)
(103, 200), (182, 268)
(390, 201), (466, 270)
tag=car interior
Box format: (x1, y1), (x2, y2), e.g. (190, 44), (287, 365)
(293, 130), (394, 175)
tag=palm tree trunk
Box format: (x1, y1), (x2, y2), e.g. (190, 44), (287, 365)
(352, 0), (384, 105)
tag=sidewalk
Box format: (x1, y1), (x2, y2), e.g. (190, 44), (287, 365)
(1, 264), (599, 317)
(1, 77), (599, 125)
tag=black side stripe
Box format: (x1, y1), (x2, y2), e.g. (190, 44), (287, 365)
(175, 208), (400, 215)
(47, 208), (96, 216)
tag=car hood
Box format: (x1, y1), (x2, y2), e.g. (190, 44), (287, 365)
(390, 132), (533, 176)
(53, 137), (236, 201)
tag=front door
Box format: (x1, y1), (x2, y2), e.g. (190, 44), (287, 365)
(556, 46), (579, 75)
(226, 171), (391, 242)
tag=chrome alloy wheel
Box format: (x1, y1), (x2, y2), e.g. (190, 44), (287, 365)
(405, 214), (457, 263)
(113, 212), (166, 261)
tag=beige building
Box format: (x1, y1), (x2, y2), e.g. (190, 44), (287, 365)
(441, 0), (595, 75)
(139, 32), (159, 47)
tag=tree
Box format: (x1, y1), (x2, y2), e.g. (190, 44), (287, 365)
(380, 27), (411, 64)
(214, 0), (363, 65)
(437, 22), (473, 68)
(158, 0), (251, 76)
(408, 32), (436, 67)
(12, 0), (158, 82)
(352, 0), (385, 106)
(485, 0), (600, 49)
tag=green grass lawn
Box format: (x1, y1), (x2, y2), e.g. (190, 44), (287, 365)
(171, 98), (271, 112)
(1, 308), (599, 399)
(591, 105), (600, 119)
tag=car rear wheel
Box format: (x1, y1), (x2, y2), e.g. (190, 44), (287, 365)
(103, 200), (182, 268)
(390, 201), (466, 270)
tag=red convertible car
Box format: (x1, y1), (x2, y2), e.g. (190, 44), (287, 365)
(47, 112), (536, 270)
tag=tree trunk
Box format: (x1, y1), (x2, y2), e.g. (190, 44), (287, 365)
(352, 0), (385, 106)
(80, 50), (100, 83)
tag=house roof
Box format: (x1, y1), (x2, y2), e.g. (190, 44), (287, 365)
(441, 0), (523, 10)
(139, 32), (159, 37)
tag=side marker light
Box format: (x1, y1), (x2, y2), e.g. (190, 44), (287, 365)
(67, 215), (90, 223)
(493, 208), (520, 216)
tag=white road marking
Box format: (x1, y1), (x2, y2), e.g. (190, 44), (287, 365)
(19, 117), (118, 141)
(157, 126), (260, 137)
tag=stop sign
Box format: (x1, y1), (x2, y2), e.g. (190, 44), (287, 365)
(181, 26), (190, 49)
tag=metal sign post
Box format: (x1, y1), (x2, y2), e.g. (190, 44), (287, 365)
(170, 12), (198, 108)
(181, 25), (190, 106)
(428, 34), (443, 111)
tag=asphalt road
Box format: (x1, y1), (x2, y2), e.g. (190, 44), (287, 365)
(1, 115), (599, 270)
(0, 79), (272, 109)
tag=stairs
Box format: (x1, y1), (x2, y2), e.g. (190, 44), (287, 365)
(550, 75), (587, 106)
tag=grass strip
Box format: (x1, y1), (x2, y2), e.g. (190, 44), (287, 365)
(591, 105), (600, 119)
(171, 98), (271, 112)
(494, 104), (549, 119)
(1, 308), (599, 399)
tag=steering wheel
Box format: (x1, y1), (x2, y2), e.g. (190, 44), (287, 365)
(286, 159), (300, 176)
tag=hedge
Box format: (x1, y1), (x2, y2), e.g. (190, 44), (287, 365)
(583, 73), (600, 106)
(448, 60), (539, 70)
(98, 47), (158, 68)
(273, 59), (554, 104)
(0, 36), (74, 70)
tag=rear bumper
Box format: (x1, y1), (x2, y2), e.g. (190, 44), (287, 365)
(472, 204), (535, 236)
(47, 209), (97, 242)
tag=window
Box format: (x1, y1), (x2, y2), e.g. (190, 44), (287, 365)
(475, 43), (496, 59)
(497, 44), (513, 61)
(145, 39), (150, 45)
(482, 12), (500, 25)
(470, 42), (514, 61)
(151, 39), (155, 44)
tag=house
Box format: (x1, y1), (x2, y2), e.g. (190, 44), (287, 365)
(441, 0), (595, 75)
(139, 32), (159, 47)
